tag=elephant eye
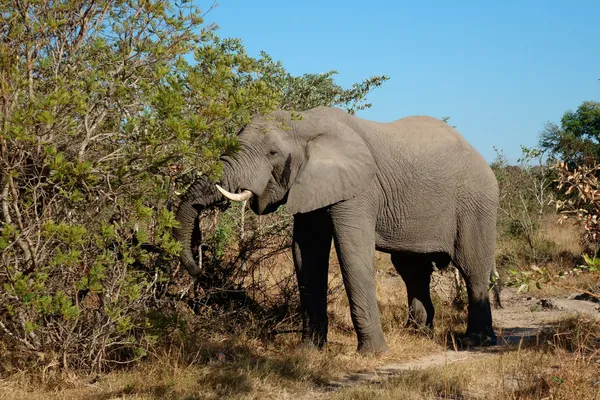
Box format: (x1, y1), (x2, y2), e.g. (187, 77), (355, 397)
(268, 150), (278, 157)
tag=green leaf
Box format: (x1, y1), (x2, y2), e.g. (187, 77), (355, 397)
(517, 283), (529, 293)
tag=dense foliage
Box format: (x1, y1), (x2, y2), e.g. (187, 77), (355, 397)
(0, 0), (387, 372)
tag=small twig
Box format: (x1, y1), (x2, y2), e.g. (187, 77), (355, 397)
(0, 320), (38, 351)
(565, 286), (600, 301)
(2, 180), (34, 266)
(179, 279), (196, 299)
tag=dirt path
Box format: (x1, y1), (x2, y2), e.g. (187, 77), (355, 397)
(321, 287), (600, 393)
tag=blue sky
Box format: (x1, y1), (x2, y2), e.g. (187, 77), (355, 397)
(202, 0), (599, 163)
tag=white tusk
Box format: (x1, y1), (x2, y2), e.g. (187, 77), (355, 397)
(215, 185), (253, 202)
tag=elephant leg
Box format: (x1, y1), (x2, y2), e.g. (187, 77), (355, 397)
(454, 218), (497, 346)
(329, 204), (388, 354)
(292, 209), (333, 349)
(391, 253), (435, 329)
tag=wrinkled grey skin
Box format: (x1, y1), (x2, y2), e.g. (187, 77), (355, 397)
(174, 106), (499, 353)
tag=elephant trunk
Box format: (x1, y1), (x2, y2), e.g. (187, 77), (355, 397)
(173, 175), (226, 277)
(174, 153), (260, 277)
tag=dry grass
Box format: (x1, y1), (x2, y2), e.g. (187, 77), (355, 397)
(0, 252), (451, 400)
(496, 214), (600, 298)
(2, 306), (599, 400)
(496, 215), (583, 270)
(330, 351), (600, 400)
(6, 315), (599, 400)
(332, 316), (600, 400)
(3, 219), (600, 399)
(543, 217), (584, 256)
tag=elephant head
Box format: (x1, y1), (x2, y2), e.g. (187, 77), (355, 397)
(173, 107), (377, 276)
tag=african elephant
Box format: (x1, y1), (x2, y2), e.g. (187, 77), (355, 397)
(173, 106), (499, 353)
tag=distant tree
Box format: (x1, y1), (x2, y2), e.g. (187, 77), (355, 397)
(540, 101), (600, 166)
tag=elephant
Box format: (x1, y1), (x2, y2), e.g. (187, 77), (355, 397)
(173, 106), (499, 353)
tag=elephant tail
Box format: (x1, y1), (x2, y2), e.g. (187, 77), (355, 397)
(490, 266), (502, 309)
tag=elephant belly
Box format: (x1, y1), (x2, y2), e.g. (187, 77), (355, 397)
(374, 232), (454, 256)
(374, 206), (457, 256)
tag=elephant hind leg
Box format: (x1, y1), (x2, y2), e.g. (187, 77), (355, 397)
(391, 252), (450, 330)
(453, 216), (497, 346)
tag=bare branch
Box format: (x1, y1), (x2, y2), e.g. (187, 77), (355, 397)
(0, 319), (38, 351)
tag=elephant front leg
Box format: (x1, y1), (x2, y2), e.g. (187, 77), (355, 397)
(292, 210), (333, 349)
(330, 206), (388, 354)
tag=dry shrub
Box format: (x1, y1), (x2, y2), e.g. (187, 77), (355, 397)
(538, 315), (600, 357)
(489, 148), (590, 295)
(498, 160), (600, 295)
(555, 161), (600, 249)
(493, 147), (557, 267)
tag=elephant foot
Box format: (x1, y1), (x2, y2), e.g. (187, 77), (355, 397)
(357, 339), (389, 355)
(455, 329), (497, 349)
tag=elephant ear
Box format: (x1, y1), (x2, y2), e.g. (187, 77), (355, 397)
(285, 119), (376, 214)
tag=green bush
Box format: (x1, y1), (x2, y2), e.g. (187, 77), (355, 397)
(0, 0), (386, 373)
